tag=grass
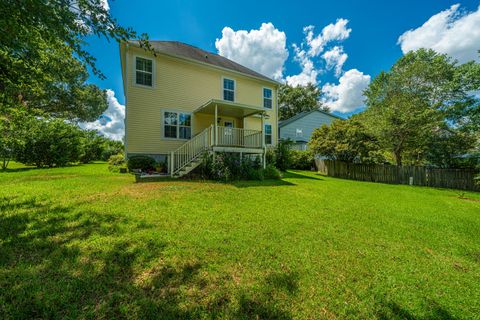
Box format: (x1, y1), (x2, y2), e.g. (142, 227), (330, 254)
(1, 162), (479, 319)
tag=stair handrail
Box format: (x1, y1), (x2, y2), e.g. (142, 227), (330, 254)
(170, 125), (213, 176)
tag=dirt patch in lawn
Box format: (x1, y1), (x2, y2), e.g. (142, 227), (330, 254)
(456, 196), (480, 203)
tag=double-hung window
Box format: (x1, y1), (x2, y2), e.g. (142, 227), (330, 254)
(223, 78), (235, 101)
(164, 111), (191, 139)
(263, 88), (272, 109)
(264, 124), (272, 145)
(135, 57), (153, 87)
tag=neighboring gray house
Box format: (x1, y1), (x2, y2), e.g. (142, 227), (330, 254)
(279, 110), (342, 150)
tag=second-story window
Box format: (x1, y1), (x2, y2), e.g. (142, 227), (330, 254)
(135, 57), (153, 87)
(263, 88), (272, 109)
(223, 78), (235, 101)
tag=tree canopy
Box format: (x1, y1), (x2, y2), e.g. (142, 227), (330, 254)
(278, 83), (329, 120)
(310, 49), (479, 169)
(362, 49), (480, 166)
(309, 119), (385, 164)
(0, 0), (152, 121)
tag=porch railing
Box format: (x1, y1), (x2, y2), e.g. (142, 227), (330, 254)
(217, 126), (263, 149)
(170, 125), (263, 176)
(171, 125), (213, 176)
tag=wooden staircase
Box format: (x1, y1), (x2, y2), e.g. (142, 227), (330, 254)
(170, 126), (213, 178)
(171, 156), (204, 178)
(169, 125), (264, 178)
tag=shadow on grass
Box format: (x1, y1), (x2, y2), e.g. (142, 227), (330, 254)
(376, 300), (457, 320)
(0, 196), (201, 318)
(234, 270), (299, 319)
(231, 178), (296, 188)
(0, 166), (38, 173)
(0, 161), (107, 173)
(0, 195), (300, 319)
(283, 171), (324, 180)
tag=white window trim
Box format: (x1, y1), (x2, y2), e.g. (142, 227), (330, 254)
(223, 119), (235, 127)
(161, 109), (193, 141)
(264, 123), (273, 146)
(263, 87), (273, 109)
(221, 76), (236, 102)
(133, 54), (155, 89)
(296, 128), (303, 138)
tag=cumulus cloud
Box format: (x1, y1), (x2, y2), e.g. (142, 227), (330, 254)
(398, 4), (480, 63)
(79, 89), (125, 141)
(286, 19), (352, 86)
(215, 20), (370, 112)
(322, 46), (348, 77)
(322, 69), (371, 113)
(305, 19), (351, 56)
(284, 44), (319, 86)
(215, 22), (289, 81)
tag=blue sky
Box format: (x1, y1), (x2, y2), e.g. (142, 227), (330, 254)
(82, 0), (480, 139)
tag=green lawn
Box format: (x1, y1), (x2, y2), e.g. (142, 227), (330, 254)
(1, 163), (479, 319)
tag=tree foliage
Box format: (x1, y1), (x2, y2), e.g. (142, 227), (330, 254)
(290, 150), (315, 170)
(363, 49), (480, 166)
(309, 119), (385, 163)
(0, 0), (152, 121)
(279, 83), (328, 120)
(274, 139), (293, 171)
(424, 127), (478, 168)
(0, 107), (29, 169)
(9, 117), (124, 169)
(16, 118), (83, 168)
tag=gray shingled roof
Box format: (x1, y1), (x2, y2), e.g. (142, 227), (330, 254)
(278, 109), (343, 128)
(128, 40), (278, 84)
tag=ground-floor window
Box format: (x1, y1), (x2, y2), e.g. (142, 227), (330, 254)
(264, 124), (272, 145)
(163, 111), (191, 139)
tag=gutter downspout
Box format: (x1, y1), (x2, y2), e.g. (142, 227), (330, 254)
(124, 43), (129, 159)
(276, 84), (279, 145)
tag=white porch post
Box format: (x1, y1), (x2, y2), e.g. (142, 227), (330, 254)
(214, 104), (218, 146)
(261, 113), (265, 148)
(170, 151), (174, 176)
(263, 149), (266, 169)
(261, 113), (266, 169)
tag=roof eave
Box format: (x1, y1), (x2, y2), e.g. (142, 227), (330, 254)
(127, 41), (281, 86)
(279, 109), (344, 128)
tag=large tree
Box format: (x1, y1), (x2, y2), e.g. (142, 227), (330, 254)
(363, 49), (480, 166)
(0, 0), (152, 121)
(278, 83), (329, 120)
(309, 119), (385, 164)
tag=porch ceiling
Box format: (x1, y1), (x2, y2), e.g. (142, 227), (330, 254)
(193, 99), (265, 118)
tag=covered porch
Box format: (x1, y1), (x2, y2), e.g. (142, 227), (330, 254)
(193, 99), (267, 151)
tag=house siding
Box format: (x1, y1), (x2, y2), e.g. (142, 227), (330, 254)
(122, 45), (278, 156)
(279, 111), (338, 148)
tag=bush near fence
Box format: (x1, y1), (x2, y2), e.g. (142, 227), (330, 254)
(315, 159), (480, 192)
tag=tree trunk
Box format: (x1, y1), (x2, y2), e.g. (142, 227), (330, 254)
(393, 149), (402, 166)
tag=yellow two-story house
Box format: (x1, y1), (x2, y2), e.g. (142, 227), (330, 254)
(120, 41), (280, 177)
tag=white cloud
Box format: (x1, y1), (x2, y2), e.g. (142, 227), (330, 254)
(398, 4), (480, 63)
(286, 19), (352, 86)
(305, 19), (352, 57)
(322, 46), (348, 77)
(214, 20), (370, 112)
(284, 44), (318, 86)
(215, 22), (289, 81)
(322, 69), (371, 113)
(79, 89), (125, 141)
